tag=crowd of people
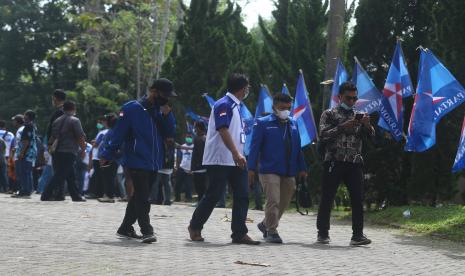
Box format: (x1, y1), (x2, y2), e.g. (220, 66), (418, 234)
(1, 74), (373, 246)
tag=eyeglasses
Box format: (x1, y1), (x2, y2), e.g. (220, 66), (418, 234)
(344, 96), (358, 102)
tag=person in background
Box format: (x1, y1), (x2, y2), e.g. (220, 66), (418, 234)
(0, 120), (14, 193)
(191, 121), (207, 206)
(12, 110), (38, 199)
(175, 133), (194, 202)
(46, 89), (66, 142)
(76, 141), (92, 195)
(98, 113), (119, 203)
(10, 114), (25, 194)
(150, 140), (175, 205)
(37, 144), (53, 194)
(41, 101), (87, 202)
(86, 117), (107, 199)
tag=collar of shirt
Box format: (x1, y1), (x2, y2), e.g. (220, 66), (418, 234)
(226, 92), (241, 105)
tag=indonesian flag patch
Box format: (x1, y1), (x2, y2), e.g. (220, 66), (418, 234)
(219, 110), (227, 117)
(119, 110), (124, 117)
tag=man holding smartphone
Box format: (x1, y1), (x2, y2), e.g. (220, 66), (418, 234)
(316, 81), (374, 246)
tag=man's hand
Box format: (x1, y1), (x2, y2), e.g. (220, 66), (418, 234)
(298, 171), (308, 182)
(360, 114), (371, 128)
(160, 105), (171, 116)
(248, 170), (255, 187)
(18, 153), (25, 160)
(233, 151), (247, 169)
(339, 119), (361, 131)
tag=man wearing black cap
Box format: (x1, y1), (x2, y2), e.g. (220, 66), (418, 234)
(100, 78), (177, 243)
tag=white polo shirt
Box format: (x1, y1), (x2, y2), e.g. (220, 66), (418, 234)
(202, 92), (244, 166)
(0, 130), (15, 158)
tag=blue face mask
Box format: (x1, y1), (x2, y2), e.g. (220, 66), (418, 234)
(340, 102), (353, 111)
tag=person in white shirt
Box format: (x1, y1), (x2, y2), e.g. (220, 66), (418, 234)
(188, 73), (259, 245)
(0, 120), (14, 192)
(174, 134), (194, 202)
(86, 118), (108, 198)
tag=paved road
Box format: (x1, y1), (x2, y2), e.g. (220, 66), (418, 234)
(1, 194), (465, 275)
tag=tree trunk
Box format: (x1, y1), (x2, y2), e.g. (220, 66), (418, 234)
(147, 0), (159, 88)
(85, 0), (102, 83)
(323, 0), (345, 111)
(155, 0), (173, 79)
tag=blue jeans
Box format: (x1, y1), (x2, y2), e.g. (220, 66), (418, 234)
(0, 160), (8, 192)
(38, 165), (53, 193)
(18, 159), (33, 195)
(189, 165), (249, 240)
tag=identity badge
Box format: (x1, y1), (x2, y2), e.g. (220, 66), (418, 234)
(240, 132), (246, 144)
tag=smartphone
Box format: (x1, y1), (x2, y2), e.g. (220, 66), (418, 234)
(355, 113), (364, 120)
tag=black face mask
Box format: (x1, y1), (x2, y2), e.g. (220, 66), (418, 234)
(154, 96), (169, 106)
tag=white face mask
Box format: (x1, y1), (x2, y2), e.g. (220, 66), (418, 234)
(276, 109), (290, 120)
(243, 88), (250, 100)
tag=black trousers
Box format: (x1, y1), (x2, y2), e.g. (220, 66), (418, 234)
(88, 160), (104, 197)
(101, 162), (118, 198)
(317, 161), (364, 236)
(119, 169), (157, 235)
(41, 152), (81, 201)
(193, 172), (208, 202)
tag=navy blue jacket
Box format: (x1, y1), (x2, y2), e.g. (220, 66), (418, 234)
(99, 97), (176, 171)
(247, 114), (306, 176)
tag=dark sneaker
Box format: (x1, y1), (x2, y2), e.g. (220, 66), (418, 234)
(350, 234), (371, 246)
(141, 234), (157, 243)
(72, 197), (87, 202)
(116, 230), (142, 240)
(257, 222), (267, 238)
(317, 235), (331, 244)
(265, 233), (283, 244)
(188, 226), (204, 242)
(11, 194), (31, 199)
(232, 234), (260, 245)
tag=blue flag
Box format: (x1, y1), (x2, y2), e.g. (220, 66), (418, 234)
(329, 58), (349, 109)
(282, 83), (290, 95)
(202, 93), (216, 109)
(292, 70), (318, 147)
(352, 58), (383, 114)
(428, 52), (465, 123)
(255, 85), (273, 118)
(186, 108), (209, 124)
(241, 103), (255, 156)
(378, 42), (414, 141)
(452, 117), (465, 173)
(405, 49), (465, 152)
(405, 50), (436, 152)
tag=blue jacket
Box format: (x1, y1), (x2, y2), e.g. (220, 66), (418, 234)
(247, 114), (306, 176)
(99, 97), (176, 171)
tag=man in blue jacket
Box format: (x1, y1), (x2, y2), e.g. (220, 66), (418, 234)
(247, 93), (307, 243)
(100, 78), (176, 244)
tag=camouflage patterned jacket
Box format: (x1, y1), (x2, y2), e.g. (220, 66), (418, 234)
(319, 106), (375, 164)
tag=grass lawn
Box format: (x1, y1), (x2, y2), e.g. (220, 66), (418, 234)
(349, 205), (465, 242)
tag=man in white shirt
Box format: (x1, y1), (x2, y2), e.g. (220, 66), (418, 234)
(174, 134), (194, 202)
(0, 120), (14, 192)
(188, 73), (260, 245)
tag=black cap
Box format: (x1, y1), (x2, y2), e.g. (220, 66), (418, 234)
(150, 78), (177, 97)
